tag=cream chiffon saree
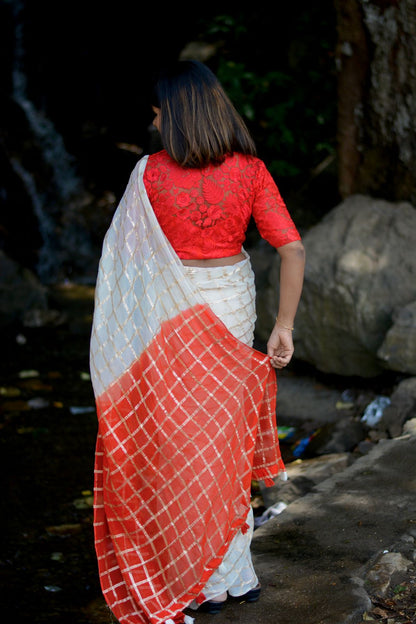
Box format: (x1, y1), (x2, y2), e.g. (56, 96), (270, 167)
(89, 156), (285, 624)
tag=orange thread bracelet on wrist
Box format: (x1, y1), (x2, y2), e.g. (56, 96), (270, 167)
(276, 318), (294, 331)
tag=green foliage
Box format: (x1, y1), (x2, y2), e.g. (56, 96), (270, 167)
(217, 57), (337, 181)
(393, 584), (407, 595)
(197, 7), (338, 187)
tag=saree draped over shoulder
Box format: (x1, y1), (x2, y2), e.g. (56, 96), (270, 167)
(89, 156), (286, 624)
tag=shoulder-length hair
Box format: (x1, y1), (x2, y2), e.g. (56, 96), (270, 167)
(152, 60), (257, 167)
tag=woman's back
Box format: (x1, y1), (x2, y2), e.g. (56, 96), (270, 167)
(143, 149), (300, 259)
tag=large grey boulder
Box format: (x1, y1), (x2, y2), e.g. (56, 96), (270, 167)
(377, 376), (416, 438)
(255, 195), (416, 377)
(378, 301), (416, 374)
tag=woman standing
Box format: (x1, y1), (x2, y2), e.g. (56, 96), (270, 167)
(90, 60), (305, 624)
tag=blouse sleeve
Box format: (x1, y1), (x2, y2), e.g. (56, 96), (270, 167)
(251, 161), (301, 248)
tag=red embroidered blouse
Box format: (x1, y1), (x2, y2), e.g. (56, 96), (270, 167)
(143, 150), (300, 259)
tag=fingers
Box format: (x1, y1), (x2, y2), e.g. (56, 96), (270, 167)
(267, 328), (295, 368)
(270, 358), (284, 369)
(270, 352), (293, 369)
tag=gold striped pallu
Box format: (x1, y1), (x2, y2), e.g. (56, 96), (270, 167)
(89, 156), (286, 624)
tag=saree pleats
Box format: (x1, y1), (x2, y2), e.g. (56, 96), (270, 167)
(90, 156), (285, 624)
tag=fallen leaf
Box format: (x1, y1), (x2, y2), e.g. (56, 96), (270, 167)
(1, 400), (30, 412)
(19, 379), (52, 391)
(73, 496), (94, 509)
(50, 552), (64, 562)
(336, 400), (354, 410)
(17, 427), (35, 434)
(0, 386), (21, 397)
(47, 371), (63, 379)
(372, 606), (390, 618)
(46, 523), (83, 536)
(18, 369), (40, 378)
(44, 585), (62, 592)
(27, 397), (50, 409)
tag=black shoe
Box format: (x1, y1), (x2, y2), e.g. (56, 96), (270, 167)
(198, 599), (226, 614)
(232, 583), (261, 603)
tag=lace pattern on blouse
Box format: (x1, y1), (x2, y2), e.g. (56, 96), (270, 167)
(143, 150), (300, 259)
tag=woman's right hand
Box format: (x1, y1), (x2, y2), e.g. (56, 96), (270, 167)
(267, 325), (294, 369)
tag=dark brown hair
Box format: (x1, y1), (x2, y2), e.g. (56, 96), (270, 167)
(152, 60), (257, 167)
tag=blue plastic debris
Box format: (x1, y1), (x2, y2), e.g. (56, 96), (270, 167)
(277, 426), (296, 441)
(361, 396), (391, 427)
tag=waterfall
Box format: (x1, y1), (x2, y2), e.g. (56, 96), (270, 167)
(9, 158), (62, 281)
(9, 0), (93, 283)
